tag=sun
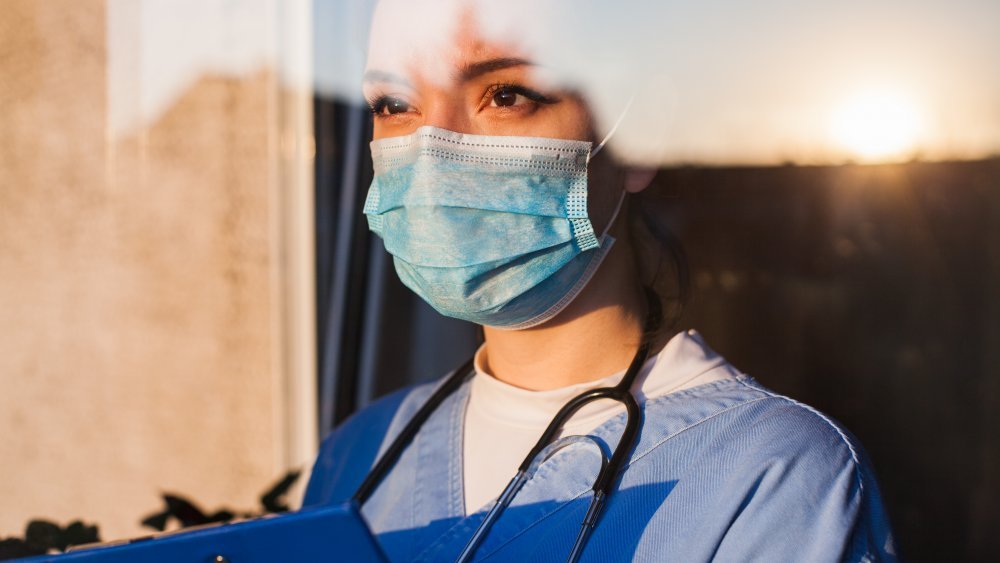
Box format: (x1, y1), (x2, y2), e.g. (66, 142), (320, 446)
(830, 90), (924, 162)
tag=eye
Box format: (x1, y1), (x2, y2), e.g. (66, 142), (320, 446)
(491, 86), (525, 108)
(484, 84), (560, 110)
(368, 95), (413, 116)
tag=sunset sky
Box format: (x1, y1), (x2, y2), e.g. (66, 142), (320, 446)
(111, 0), (1000, 165)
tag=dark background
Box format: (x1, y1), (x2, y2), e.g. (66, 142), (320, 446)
(656, 159), (999, 561)
(315, 98), (999, 561)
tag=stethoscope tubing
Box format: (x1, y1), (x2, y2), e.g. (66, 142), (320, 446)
(351, 355), (474, 507)
(353, 288), (662, 562)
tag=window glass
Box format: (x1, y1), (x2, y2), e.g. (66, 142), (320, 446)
(1, 0), (315, 544)
(313, 1), (999, 560)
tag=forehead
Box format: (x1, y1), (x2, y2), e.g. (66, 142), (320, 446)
(365, 0), (538, 85)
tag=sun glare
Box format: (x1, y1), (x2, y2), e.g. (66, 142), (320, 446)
(831, 90), (924, 163)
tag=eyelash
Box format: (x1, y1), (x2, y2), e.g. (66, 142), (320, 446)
(365, 83), (560, 118)
(480, 83), (560, 108)
(366, 94), (406, 116)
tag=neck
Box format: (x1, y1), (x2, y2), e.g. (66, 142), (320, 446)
(480, 239), (646, 391)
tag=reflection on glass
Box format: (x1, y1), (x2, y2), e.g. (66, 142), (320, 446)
(319, 0), (1000, 165)
(1, 0), (314, 544)
(311, 2), (1000, 561)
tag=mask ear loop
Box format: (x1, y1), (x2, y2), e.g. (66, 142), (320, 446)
(601, 189), (627, 238)
(589, 94), (635, 158)
(590, 94), (635, 238)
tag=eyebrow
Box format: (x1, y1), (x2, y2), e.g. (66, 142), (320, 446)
(456, 57), (533, 82)
(362, 57), (533, 87)
(362, 69), (411, 86)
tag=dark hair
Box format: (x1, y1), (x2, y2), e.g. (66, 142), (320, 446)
(628, 188), (689, 341)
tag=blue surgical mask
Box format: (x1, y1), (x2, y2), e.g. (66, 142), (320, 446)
(363, 125), (622, 329)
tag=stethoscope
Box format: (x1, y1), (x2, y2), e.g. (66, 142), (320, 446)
(352, 288), (661, 562)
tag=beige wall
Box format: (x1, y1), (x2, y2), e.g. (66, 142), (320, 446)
(0, 0), (315, 540)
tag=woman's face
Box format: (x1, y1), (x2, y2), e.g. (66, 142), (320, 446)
(363, 0), (628, 234)
(363, 1), (594, 144)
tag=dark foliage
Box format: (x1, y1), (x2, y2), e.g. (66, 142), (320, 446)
(259, 470), (301, 514)
(140, 470), (301, 532)
(0, 520), (99, 560)
(1, 471), (300, 561)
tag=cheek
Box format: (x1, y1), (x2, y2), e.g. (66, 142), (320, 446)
(587, 158), (626, 234)
(489, 97), (592, 141)
(372, 119), (419, 140)
(549, 100), (594, 142)
(371, 117), (392, 140)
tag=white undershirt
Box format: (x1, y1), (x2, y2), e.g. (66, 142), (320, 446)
(462, 329), (741, 514)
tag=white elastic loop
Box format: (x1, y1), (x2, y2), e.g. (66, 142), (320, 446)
(590, 94), (635, 158)
(601, 190), (627, 238)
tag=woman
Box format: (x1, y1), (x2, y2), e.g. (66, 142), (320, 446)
(305, 1), (897, 561)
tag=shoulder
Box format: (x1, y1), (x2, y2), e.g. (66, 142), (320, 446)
(735, 378), (864, 463)
(727, 380), (896, 560)
(639, 377), (896, 561)
(645, 376), (864, 467)
(302, 379), (439, 508)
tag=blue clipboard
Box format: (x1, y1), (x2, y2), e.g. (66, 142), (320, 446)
(19, 503), (387, 562)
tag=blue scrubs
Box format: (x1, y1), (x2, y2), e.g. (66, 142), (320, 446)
(305, 374), (897, 562)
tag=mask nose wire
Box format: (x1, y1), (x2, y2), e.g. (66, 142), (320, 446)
(589, 94), (635, 158)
